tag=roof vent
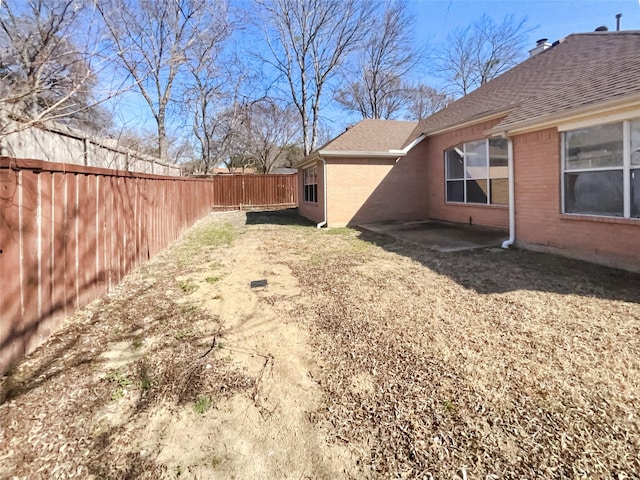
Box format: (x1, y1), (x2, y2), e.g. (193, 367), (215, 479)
(595, 25), (608, 32)
(529, 38), (551, 57)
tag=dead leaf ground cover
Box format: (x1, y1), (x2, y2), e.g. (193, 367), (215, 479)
(1, 209), (640, 479)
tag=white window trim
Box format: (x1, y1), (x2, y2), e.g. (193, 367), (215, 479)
(303, 166), (318, 204)
(561, 118), (640, 219)
(444, 138), (508, 205)
(558, 107), (640, 132)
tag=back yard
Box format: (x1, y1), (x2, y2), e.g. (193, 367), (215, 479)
(1, 210), (639, 479)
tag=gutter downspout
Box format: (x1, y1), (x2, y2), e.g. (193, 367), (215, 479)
(502, 137), (515, 249)
(316, 158), (327, 228)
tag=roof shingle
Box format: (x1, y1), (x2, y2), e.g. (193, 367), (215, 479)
(405, 31), (640, 146)
(318, 118), (417, 152)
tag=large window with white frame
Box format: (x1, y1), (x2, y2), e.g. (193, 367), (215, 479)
(303, 166), (318, 203)
(445, 138), (509, 205)
(563, 118), (640, 218)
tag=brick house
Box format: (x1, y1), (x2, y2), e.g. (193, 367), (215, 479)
(297, 31), (640, 271)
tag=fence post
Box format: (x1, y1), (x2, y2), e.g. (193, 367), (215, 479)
(83, 138), (90, 166)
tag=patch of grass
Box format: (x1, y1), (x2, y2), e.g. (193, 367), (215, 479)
(442, 400), (457, 412)
(179, 280), (199, 294)
(193, 396), (213, 414)
(347, 239), (370, 253)
(175, 330), (192, 340)
(131, 339), (144, 349)
(140, 376), (153, 392)
(180, 304), (199, 315)
(205, 275), (222, 284)
(325, 227), (355, 236)
(105, 371), (132, 401)
(176, 222), (236, 268)
(185, 222), (236, 249)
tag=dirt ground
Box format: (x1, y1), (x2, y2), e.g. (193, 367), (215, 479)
(1, 209), (640, 479)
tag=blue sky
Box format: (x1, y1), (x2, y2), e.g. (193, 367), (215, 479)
(409, 0), (640, 48)
(109, 0), (640, 141)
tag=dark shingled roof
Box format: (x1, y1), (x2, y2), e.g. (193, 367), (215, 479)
(404, 31), (640, 146)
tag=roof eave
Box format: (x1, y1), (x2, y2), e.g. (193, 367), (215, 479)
(487, 93), (640, 136)
(422, 109), (512, 137)
(295, 151), (321, 169)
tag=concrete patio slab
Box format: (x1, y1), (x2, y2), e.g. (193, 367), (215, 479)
(358, 220), (509, 252)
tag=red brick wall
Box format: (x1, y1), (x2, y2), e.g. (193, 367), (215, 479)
(513, 127), (640, 271)
(298, 161), (325, 225)
(424, 118), (509, 229)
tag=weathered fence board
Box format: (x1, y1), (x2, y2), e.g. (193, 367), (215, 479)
(0, 120), (182, 176)
(0, 157), (298, 372)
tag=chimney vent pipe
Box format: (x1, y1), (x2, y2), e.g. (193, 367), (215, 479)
(616, 13), (622, 31)
(529, 38), (552, 57)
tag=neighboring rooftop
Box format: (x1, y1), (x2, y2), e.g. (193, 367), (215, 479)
(405, 31), (640, 145)
(317, 118), (418, 153)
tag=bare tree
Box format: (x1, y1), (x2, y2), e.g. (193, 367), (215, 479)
(0, 0), (112, 136)
(335, 0), (419, 120)
(436, 14), (530, 97)
(238, 99), (300, 173)
(256, 0), (373, 155)
(182, 11), (234, 173)
(97, 0), (224, 160)
(192, 97), (248, 174)
(405, 84), (449, 121)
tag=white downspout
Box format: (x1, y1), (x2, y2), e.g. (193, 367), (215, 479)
(502, 137), (515, 249)
(316, 158), (327, 228)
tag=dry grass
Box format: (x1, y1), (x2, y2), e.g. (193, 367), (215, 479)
(253, 210), (640, 479)
(0, 219), (253, 479)
(2, 209), (640, 479)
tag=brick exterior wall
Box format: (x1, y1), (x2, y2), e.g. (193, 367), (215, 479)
(324, 141), (430, 227)
(513, 127), (640, 271)
(299, 118), (640, 271)
(298, 160), (325, 225)
(423, 118), (509, 230)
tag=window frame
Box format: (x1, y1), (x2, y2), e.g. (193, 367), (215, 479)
(303, 166), (318, 204)
(444, 138), (509, 206)
(561, 119), (640, 219)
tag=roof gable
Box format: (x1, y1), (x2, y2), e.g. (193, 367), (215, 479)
(319, 118), (417, 153)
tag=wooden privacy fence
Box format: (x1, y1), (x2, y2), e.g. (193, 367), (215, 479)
(0, 157), (298, 372)
(209, 173), (297, 209)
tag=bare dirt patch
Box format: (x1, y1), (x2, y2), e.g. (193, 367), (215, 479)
(2, 208), (640, 479)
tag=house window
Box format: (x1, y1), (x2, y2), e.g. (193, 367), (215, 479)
(303, 166), (318, 203)
(563, 119), (640, 218)
(445, 138), (508, 205)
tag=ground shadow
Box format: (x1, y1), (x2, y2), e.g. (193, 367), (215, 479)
(245, 208), (315, 227)
(356, 228), (640, 305)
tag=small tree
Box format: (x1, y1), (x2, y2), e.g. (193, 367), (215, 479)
(436, 14), (530, 97)
(239, 99), (300, 173)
